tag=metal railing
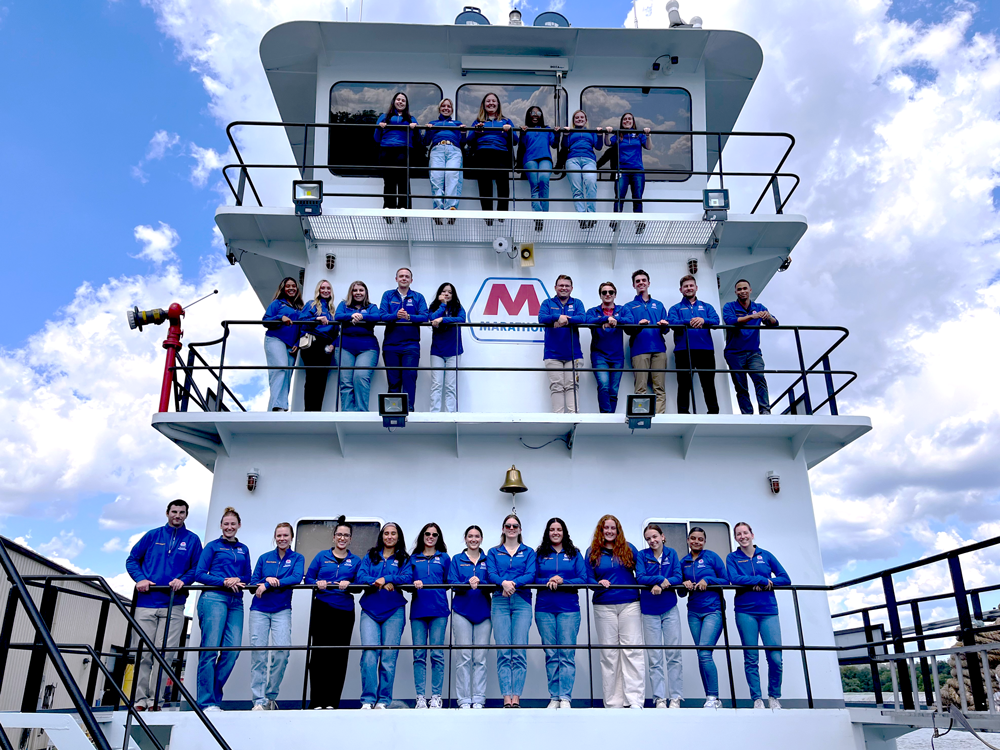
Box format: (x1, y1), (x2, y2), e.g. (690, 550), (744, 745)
(223, 121), (800, 215)
(169, 320), (855, 416)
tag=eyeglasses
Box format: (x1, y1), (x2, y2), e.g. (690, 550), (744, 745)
(504, 524), (520, 530)
(601, 290), (616, 295)
(424, 532), (439, 538)
(334, 533), (351, 539)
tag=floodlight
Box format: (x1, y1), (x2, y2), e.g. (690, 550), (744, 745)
(378, 393), (409, 428)
(626, 394), (656, 429)
(292, 180), (324, 216)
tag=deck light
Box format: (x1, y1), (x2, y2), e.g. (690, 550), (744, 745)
(767, 471), (781, 494)
(292, 180), (323, 216)
(703, 188), (729, 221)
(626, 394), (655, 429)
(508, 9), (522, 25)
(247, 468), (260, 492)
(326, 253), (336, 270)
(778, 256), (792, 272)
(379, 393), (409, 428)
(687, 257), (699, 275)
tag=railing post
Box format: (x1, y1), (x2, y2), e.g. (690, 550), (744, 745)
(949, 555), (988, 710)
(910, 602), (934, 710)
(862, 609), (883, 707)
(0, 588), (19, 696)
(792, 589), (813, 708)
(22, 582), (58, 713)
(236, 167), (246, 207)
(585, 588), (594, 708)
(216, 323), (229, 412)
(882, 573), (914, 710)
(771, 176), (782, 214)
(179, 349), (197, 413)
(793, 329), (813, 415)
(86, 600), (111, 706)
(720, 596), (737, 708)
(717, 133), (724, 190)
(822, 356), (838, 416)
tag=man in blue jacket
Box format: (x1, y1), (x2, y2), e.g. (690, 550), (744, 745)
(125, 499), (203, 710)
(379, 267), (428, 408)
(622, 270), (670, 414)
(722, 279), (779, 415)
(537, 274), (587, 413)
(667, 275), (720, 414)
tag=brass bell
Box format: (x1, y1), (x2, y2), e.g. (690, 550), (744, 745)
(500, 465), (527, 495)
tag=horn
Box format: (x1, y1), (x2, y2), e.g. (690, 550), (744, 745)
(500, 465), (527, 495)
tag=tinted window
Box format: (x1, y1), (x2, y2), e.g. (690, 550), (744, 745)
(456, 84), (568, 129)
(581, 86), (692, 182)
(295, 518), (382, 567)
(643, 519), (731, 559)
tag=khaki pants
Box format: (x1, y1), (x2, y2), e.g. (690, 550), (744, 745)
(133, 605), (185, 706)
(631, 352), (667, 413)
(544, 359), (583, 413)
(593, 601), (645, 708)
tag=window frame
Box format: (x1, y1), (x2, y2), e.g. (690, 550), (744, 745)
(294, 516), (385, 564)
(639, 518), (732, 558)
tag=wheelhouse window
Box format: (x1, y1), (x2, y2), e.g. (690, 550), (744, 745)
(641, 520), (731, 559)
(581, 86), (692, 182)
(456, 84), (568, 129)
(328, 82), (443, 177)
(295, 518), (382, 565)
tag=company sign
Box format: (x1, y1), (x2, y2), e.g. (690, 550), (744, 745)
(468, 277), (550, 343)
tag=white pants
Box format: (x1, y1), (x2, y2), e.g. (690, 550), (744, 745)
(544, 358), (583, 413)
(430, 355), (459, 412)
(593, 601), (645, 708)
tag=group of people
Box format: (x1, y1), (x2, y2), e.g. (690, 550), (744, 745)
(374, 91), (654, 215)
(263, 270), (778, 417)
(126, 501), (790, 712)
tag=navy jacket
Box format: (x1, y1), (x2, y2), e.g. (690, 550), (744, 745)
(357, 552), (412, 622)
(667, 297), (720, 351)
(429, 305), (466, 358)
(586, 544), (640, 605)
(373, 113), (417, 148)
(305, 550), (361, 610)
(409, 552), (451, 619)
(586, 304), (632, 363)
(635, 547), (682, 616)
(680, 550), (728, 614)
(722, 300), (778, 354)
(534, 549), (587, 613)
(468, 119), (517, 152)
(538, 296), (587, 360)
(300, 299), (340, 345)
(486, 544), (537, 604)
(379, 289), (429, 352)
(334, 302), (381, 356)
(249, 548), (305, 613)
(263, 299), (301, 348)
(726, 547), (790, 616)
(195, 537), (252, 600)
(125, 523), (203, 608)
(448, 551), (491, 624)
(622, 295), (669, 356)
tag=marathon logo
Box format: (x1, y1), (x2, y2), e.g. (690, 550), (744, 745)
(468, 277), (550, 344)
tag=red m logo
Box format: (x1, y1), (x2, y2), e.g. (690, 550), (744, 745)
(483, 284), (541, 316)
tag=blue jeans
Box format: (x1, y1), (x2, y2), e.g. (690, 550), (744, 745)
(264, 336), (295, 411)
(725, 350), (771, 415)
(491, 595), (532, 696)
(735, 612), (782, 700)
(249, 608), (292, 705)
(411, 615), (448, 697)
(591, 354), (624, 413)
(360, 609), (405, 706)
(525, 158), (552, 211)
(642, 608), (682, 700)
(196, 592), (244, 708)
(429, 143), (463, 209)
(615, 172), (645, 213)
(336, 348), (378, 412)
(383, 349), (419, 407)
(452, 613), (491, 706)
(534, 610), (581, 700)
(566, 157), (597, 212)
(687, 610), (723, 697)
(429, 355), (459, 412)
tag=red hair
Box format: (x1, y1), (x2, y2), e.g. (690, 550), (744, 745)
(588, 514), (634, 570)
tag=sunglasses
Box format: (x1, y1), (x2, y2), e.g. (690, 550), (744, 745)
(504, 524), (520, 530)
(601, 290), (616, 295)
(424, 531), (439, 538)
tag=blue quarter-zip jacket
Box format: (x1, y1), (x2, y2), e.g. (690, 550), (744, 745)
(429, 305), (466, 358)
(667, 297), (720, 351)
(373, 114), (417, 148)
(468, 119), (517, 152)
(726, 547), (790, 616)
(263, 299), (301, 348)
(409, 552), (451, 619)
(586, 304), (632, 362)
(561, 129), (602, 161)
(538, 296), (587, 360)
(722, 300), (778, 354)
(448, 551), (491, 624)
(357, 552), (412, 622)
(609, 132), (647, 170)
(423, 118), (466, 149)
(249, 548), (305, 613)
(305, 550), (362, 609)
(534, 549), (587, 613)
(379, 289), (429, 352)
(195, 537), (252, 599)
(486, 544), (537, 604)
(635, 547), (682, 615)
(126, 523), (203, 608)
(680, 550), (728, 614)
(334, 302), (381, 356)
(300, 299), (340, 345)
(586, 544), (640, 605)
(521, 129), (558, 164)
(622, 295), (668, 356)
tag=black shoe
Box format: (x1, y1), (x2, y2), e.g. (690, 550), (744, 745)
(384, 216), (394, 225)
(485, 218), (493, 226)
(400, 216), (408, 224)
(535, 219), (544, 232)
(610, 221), (618, 232)
(635, 221), (646, 235)
(447, 217), (456, 225)
(579, 219), (587, 229)
(433, 217), (443, 226)
(498, 218), (504, 223)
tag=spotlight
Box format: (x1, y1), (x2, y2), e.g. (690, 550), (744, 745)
(626, 394), (656, 429)
(226, 248), (237, 266)
(767, 471), (780, 494)
(247, 468), (260, 492)
(379, 393), (409, 428)
(778, 256), (792, 272)
(292, 180), (323, 216)
(326, 253), (336, 271)
(687, 257), (699, 275)
(703, 188), (729, 222)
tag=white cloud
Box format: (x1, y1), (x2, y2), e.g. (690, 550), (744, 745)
(133, 222), (180, 263)
(102, 531), (145, 553)
(37, 530), (85, 560)
(130, 165), (149, 184)
(189, 143), (226, 187)
(146, 130), (181, 161)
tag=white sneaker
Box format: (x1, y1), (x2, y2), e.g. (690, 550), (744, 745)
(459, 703), (472, 709)
(703, 697), (720, 709)
(415, 696), (428, 709)
(252, 704), (266, 711)
(559, 699), (572, 709)
(547, 699), (560, 709)
(374, 703), (387, 710)
(429, 695), (443, 709)
(268, 700), (278, 711)
(472, 703), (484, 709)
(360, 703), (373, 710)
(204, 706), (223, 713)
(630, 703), (644, 710)
(768, 697), (782, 710)
(669, 698), (681, 709)
(753, 698), (765, 709)
(655, 699), (668, 709)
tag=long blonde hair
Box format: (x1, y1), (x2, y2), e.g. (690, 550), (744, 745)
(477, 92), (504, 122)
(312, 279), (334, 314)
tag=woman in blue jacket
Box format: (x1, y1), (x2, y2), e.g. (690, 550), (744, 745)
(374, 91), (418, 212)
(486, 513), (536, 708)
(423, 98), (464, 211)
(586, 514), (644, 709)
(604, 113), (652, 213)
(333, 281), (380, 411)
(409, 523), (451, 708)
(727, 522), (791, 710)
(518, 106), (558, 213)
(681, 526), (729, 708)
(468, 92), (517, 213)
(428, 282), (465, 413)
(357, 522), (412, 708)
(262, 277), (303, 412)
(586, 281), (632, 414)
(299, 280), (339, 412)
(636, 523), (683, 709)
(304, 517), (360, 710)
(448, 525), (491, 709)
(194, 506), (251, 711)
(561, 109), (602, 216)
(534, 517), (586, 708)
(248, 522), (305, 710)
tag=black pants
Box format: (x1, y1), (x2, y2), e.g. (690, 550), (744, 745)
(379, 147), (411, 209)
(476, 149), (511, 211)
(675, 348), (720, 414)
(300, 342), (333, 412)
(308, 601), (355, 709)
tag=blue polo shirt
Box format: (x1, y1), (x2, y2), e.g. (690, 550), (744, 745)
(680, 550), (728, 614)
(379, 288), (428, 352)
(429, 305), (466, 358)
(249, 548), (305, 613)
(562, 129), (602, 161)
(667, 297), (720, 351)
(408, 551), (451, 619)
(726, 547), (790, 616)
(521, 129), (558, 164)
(305, 550), (361, 610)
(448, 551), (491, 624)
(423, 118), (466, 149)
(722, 300), (778, 354)
(609, 132), (647, 170)
(538, 296), (586, 360)
(585, 544), (640, 605)
(263, 300), (301, 348)
(586, 304), (632, 363)
(622, 295), (668, 356)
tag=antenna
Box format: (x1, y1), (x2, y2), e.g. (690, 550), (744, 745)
(183, 289), (218, 311)
(632, 0), (639, 28)
(359, 0), (363, 22)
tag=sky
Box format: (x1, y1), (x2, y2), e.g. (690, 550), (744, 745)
(0, 0), (999, 619)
